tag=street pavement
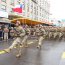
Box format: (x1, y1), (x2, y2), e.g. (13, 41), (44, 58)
(0, 39), (65, 65)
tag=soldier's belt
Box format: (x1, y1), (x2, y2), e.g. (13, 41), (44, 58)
(14, 35), (21, 37)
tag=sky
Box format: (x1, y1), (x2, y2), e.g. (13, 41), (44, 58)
(50, 0), (65, 20)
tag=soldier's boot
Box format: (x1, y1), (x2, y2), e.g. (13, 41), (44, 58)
(37, 42), (41, 49)
(4, 44), (19, 53)
(16, 54), (21, 58)
(59, 36), (63, 40)
(19, 44), (24, 48)
(3, 48), (11, 53)
(20, 43), (28, 48)
(24, 44), (28, 48)
(37, 36), (43, 49)
(37, 45), (41, 49)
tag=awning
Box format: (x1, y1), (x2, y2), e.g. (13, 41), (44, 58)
(9, 13), (53, 25)
(10, 18), (43, 25)
(0, 18), (11, 23)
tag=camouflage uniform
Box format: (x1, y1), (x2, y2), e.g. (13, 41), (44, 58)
(63, 27), (65, 40)
(16, 25), (31, 57)
(58, 27), (63, 40)
(48, 26), (53, 39)
(4, 21), (25, 55)
(9, 25), (25, 49)
(36, 25), (45, 49)
(53, 27), (58, 39)
(44, 26), (49, 39)
(21, 25), (31, 46)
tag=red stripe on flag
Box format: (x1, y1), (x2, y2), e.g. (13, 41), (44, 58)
(13, 8), (22, 13)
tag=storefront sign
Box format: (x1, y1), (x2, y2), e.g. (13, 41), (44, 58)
(0, 11), (8, 18)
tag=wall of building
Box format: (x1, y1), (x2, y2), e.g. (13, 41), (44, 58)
(0, 0), (50, 22)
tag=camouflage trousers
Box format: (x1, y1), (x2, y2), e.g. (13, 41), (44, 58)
(16, 35), (29, 56)
(8, 35), (29, 50)
(48, 32), (52, 39)
(53, 32), (58, 39)
(9, 37), (22, 49)
(37, 36), (44, 46)
(59, 33), (63, 38)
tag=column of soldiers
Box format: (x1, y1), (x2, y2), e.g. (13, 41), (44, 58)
(3, 20), (65, 57)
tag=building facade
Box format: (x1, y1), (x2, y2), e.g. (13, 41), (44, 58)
(0, 0), (50, 22)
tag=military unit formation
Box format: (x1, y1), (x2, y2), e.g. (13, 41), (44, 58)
(1, 21), (65, 57)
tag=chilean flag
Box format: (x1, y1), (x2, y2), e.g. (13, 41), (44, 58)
(13, 4), (22, 13)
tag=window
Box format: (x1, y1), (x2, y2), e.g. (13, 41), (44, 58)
(22, 1), (25, 10)
(10, 0), (14, 6)
(34, 6), (36, 15)
(37, 11), (38, 15)
(27, 1), (29, 12)
(1, 4), (6, 11)
(17, 2), (20, 5)
(31, 3), (33, 14)
(1, 0), (6, 3)
(32, 0), (37, 4)
(17, 0), (20, 5)
(9, 8), (13, 12)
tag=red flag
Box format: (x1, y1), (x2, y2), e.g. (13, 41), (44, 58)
(13, 4), (22, 13)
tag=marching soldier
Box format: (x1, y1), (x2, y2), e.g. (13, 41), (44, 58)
(44, 26), (49, 39)
(20, 25), (31, 47)
(57, 27), (61, 40)
(53, 27), (58, 39)
(58, 27), (63, 40)
(63, 27), (65, 40)
(4, 21), (26, 56)
(36, 25), (45, 49)
(48, 26), (53, 39)
(15, 25), (31, 57)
